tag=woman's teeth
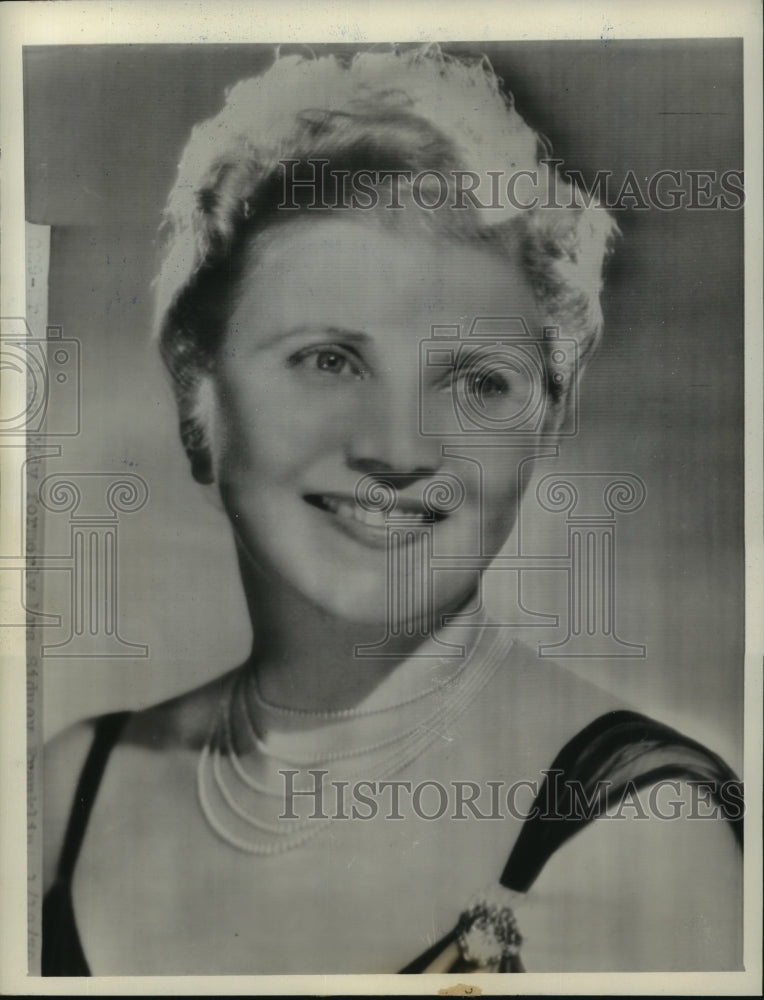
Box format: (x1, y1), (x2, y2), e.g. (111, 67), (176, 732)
(330, 498), (388, 527)
(317, 496), (433, 526)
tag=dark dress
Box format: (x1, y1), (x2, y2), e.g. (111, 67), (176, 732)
(41, 709), (743, 976)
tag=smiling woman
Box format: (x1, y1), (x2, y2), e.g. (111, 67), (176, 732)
(210, 219), (546, 630)
(40, 43), (743, 976)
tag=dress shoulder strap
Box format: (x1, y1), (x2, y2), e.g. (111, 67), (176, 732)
(500, 708), (743, 893)
(55, 711), (133, 883)
(400, 708), (743, 974)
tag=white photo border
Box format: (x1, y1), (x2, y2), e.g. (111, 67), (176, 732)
(1, 1), (761, 995)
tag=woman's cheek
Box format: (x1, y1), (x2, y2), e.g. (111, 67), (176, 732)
(481, 473), (526, 546)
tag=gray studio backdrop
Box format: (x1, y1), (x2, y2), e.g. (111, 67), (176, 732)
(24, 40), (743, 768)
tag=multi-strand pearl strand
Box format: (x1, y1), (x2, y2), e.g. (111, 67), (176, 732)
(197, 623), (512, 855)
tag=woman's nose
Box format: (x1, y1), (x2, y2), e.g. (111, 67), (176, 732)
(345, 382), (443, 481)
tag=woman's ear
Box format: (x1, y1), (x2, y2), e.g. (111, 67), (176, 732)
(543, 344), (590, 439)
(180, 416), (214, 484)
(545, 390), (575, 438)
(178, 374), (217, 485)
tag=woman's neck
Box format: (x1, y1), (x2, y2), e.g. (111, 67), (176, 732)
(237, 552), (479, 715)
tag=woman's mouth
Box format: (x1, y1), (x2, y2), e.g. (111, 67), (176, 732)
(303, 493), (448, 547)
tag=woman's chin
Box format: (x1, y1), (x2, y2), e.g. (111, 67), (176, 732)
(310, 586), (407, 627)
(304, 574), (476, 630)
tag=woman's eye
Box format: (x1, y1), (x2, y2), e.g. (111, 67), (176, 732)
(315, 350), (348, 374)
(470, 370), (511, 398)
(454, 366), (512, 402)
(289, 346), (367, 379)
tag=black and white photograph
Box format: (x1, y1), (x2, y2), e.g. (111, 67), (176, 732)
(1, 1), (761, 994)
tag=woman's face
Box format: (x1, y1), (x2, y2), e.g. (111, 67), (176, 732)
(207, 217), (553, 624)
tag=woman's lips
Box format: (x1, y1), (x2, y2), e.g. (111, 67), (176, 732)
(303, 493), (448, 548)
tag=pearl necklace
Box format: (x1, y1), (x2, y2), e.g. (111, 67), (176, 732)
(197, 623), (513, 855)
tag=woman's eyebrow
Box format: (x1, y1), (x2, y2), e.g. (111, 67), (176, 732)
(256, 324), (370, 349)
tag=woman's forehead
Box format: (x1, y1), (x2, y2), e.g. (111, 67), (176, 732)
(231, 216), (542, 338)
(246, 213), (521, 280)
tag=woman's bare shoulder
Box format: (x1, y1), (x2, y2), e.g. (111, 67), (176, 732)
(525, 781), (743, 971)
(42, 671), (232, 892)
